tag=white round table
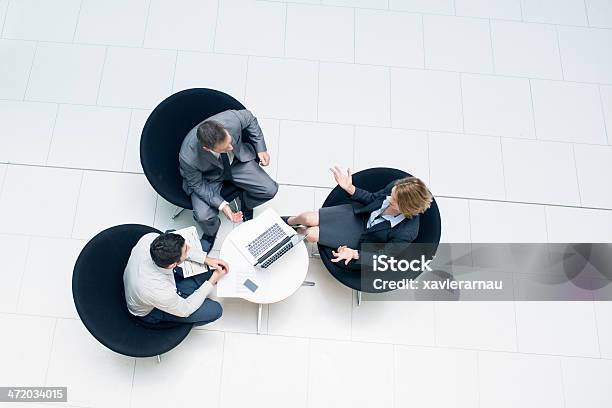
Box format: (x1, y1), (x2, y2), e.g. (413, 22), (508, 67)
(219, 218), (310, 333)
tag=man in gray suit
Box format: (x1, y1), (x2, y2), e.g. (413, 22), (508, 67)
(179, 109), (278, 247)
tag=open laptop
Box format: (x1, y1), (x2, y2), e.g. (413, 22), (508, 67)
(231, 208), (307, 269)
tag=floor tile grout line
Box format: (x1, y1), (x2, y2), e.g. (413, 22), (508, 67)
(591, 300), (602, 358)
(466, 198), (473, 243)
(559, 358), (568, 408)
(305, 338), (311, 408)
(217, 331), (226, 407)
(212, 0), (221, 52)
(141, 0), (153, 47)
(597, 85), (610, 145)
(555, 25), (565, 81)
(498, 137), (508, 200)
(527, 79), (539, 139)
(3, 5), (611, 50)
(1, 309), (610, 361)
(459, 73), (466, 132)
(543, 205), (551, 242)
(512, 299), (520, 353)
(353, 7), (356, 64)
(475, 350), (481, 408)
(7, 93), (610, 147)
(43, 318), (59, 386)
(282, 2), (288, 57)
(570, 143), (583, 207)
(391, 344), (396, 408)
(387, 66), (392, 126)
(0, 0), (10, 37)
(21, 40), (38, 101)
(425, 131), (431, 184)
(2, 160), (612, 213)
(69, 170), (86, 238)
(4, 39), (612, 87)
(94, 46), (109, 105)
(71, 0), (84, 43)
(43, 103), (61, 165)
(9, 37), (612, 88)
(120, 109), (135, 172)
(128, 357), (137, 408)
(0, 164), (7, 198)
(13, 235), (33, 314)
(432, 300), (438, 346)
(243, 55), (250, 103)
(0, 161), (145, 175)
(257, 0), (609, 30)
(488, 18), (496, 74)
(152, 193), (160, 229)
(351, 125), (356, 171)
(421, 13), (425, 68)
(349, 287), (353, 341)
(170, 49), (179, 92)
(315, 61), (321, 121)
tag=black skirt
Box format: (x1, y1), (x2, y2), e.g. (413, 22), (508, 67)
(318, 204), (367, 249)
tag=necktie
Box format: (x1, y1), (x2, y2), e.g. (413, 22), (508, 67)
(173, 265), (184, 276)
(220, 153), (233, 181)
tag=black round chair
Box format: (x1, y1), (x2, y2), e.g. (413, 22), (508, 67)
(140, 88), (247, 210)
(72, 224), (193, 358)
(318, 167), (442, 293)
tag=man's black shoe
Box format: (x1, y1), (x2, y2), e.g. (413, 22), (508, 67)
(200, 234), (217, 253)
(281, 216), (305, 229)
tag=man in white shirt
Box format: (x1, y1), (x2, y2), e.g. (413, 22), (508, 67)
(123, 232), (228, 326)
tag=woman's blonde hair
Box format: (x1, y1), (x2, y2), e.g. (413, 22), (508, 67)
(394, 177), (432, 218)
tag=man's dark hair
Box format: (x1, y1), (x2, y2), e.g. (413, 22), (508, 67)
(197, 120), (227, 149)
(150, 233), (186, 268)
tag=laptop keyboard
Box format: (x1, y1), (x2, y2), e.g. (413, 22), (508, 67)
(246, 223), (287, 258)
(260, 242), (294, 268)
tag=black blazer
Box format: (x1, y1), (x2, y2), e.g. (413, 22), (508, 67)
(344, 180), (420, 270)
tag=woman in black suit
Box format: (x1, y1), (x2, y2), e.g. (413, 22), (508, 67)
(285, 166), (433, 269)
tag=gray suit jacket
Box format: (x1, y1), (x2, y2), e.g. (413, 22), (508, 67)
(179, 109), (267, 209)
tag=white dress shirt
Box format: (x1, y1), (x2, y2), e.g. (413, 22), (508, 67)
(210, 150), (235, 211)
(123, 233), (212, 318)
(366, 196), (405, 229)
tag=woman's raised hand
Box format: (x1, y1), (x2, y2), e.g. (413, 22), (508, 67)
(330, 166), (355, 195)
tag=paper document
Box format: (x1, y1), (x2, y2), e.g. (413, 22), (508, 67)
(173, 226), (209, 278)
(216, 237), (258, 297)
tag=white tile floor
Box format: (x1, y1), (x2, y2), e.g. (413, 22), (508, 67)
(0, 0), (612, 407)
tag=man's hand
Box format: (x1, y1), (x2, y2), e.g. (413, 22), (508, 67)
(222, 205), (243, 223)
(205, 257), (229, 285)
(331, 245), (359, 265)
(258, 151), (270, 166)
(330, 166), (355, 195)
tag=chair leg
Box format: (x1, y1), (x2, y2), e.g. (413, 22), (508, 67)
(257, 304), (262, 335)
(355, 290), (362, 306)
(156, 355), (161, 364)
(301, 280), (315, 286)
(171, 206), (184, 220)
